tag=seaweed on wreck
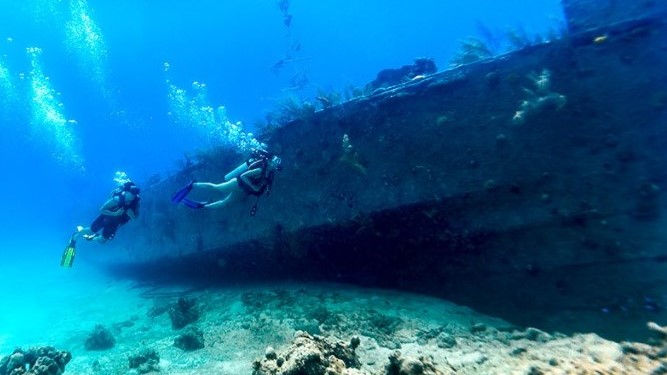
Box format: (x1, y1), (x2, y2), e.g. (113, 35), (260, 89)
(315, 87), (342, 109)
(264, 93), (316, 128)
(450, 37), (495, 67)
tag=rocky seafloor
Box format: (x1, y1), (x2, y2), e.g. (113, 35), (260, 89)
(2, 283), (666, 374)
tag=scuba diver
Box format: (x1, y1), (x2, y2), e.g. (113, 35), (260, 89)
(60, 181), (141, 267)
(171, 149), (282, 215)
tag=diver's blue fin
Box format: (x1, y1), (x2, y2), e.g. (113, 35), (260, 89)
(171, 180), (194, 203)
(182, 198), (206, 209)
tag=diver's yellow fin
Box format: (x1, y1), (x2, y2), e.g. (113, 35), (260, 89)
(60, 236), (76, 268)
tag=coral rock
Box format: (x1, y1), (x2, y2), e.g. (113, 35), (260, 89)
(128, 349), (160, 374)
(173, 326), (205, 351)
(384, 351), (451, 375)
(84, 324), (115, 351)
(169, 297), (201, 329)
(0, 347), (71, 375)
(252, 331), (364, 375)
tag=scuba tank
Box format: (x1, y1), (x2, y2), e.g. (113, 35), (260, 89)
(224, 162), (249, 181)
(225, 149), (271, 181)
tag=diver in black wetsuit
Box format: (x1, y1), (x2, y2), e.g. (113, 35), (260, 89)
(76, 181), (141, 243)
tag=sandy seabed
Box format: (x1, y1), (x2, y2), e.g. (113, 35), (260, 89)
(1, 262), (664, 374)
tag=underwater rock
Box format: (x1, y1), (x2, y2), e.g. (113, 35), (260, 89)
(352, 310), (404, 349)
(265, 346), (277, 360)
(0, 346), (71, 375)
(525, 366), (544, 375)
(252, 331), (363, 375)
(350, 336), (361, 350)
(84, 324), (115, 351)
(128, 349), (160, 374)
(648, 321), (667, 338)
(415, 327), (445, 346)
(30, 357), (61, 375)
(469, 323), (487, 334)
(169, 296), (201, 329)
(367, 310), (403, 335)
(383, 351), (451, 375)
(510, 327), (552, 343)
(435, 333), (457, 349)
(173, 326), (205, 351)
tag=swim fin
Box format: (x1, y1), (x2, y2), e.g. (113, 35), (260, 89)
(182, 198), (207, 209)
(171, 180), (194, 203)
(60, 234), (77, 268)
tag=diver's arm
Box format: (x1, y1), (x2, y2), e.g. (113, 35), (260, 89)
(247, 159), (264, 170)
(126, 206), (138, 219)
(239, 168), (263, 193)
(99, 197), (125, 216)
(241, 168), (262, 178)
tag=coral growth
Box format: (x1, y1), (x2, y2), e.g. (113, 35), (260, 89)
(169, 296), (201, 329)
(266, 94), (316, 126)
(316, 88), (342, 109)
(252, 331), (363, 375)
(512, 69), (567, 125)
(251, 332), (455, 375)
(366, 58), (437, 92)
(174, 326), (205, 351)
(128, 349), (160, 374)
(340, 134), (367, 174)
(384, 351), (451, 375)
(0, 347), (71, 375)
(612, 321), (667, 373)
(84, 324), (115, 351)
(450, 37), (494, 67)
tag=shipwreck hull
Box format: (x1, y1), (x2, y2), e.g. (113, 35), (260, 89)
(106, 0), (667, 340)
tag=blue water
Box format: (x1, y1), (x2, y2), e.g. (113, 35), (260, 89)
(0, 0), (563, 355)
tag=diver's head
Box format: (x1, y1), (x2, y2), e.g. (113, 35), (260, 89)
(269, 155), (283, 171)
(123, 181), (141, 196)
(251, 148), (270, 160)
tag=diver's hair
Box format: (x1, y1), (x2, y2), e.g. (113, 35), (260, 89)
(250, 148), (272, 160)
(122, 181), (140, 194)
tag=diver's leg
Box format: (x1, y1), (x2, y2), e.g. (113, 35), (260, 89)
(194, 180), (236, 194)
(180, 181), (239, 209)
(203, 189), (241, 209)
(94, 220), (120, 243)
(76, 215), (104, 240)
(74, 226), (94, 240)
